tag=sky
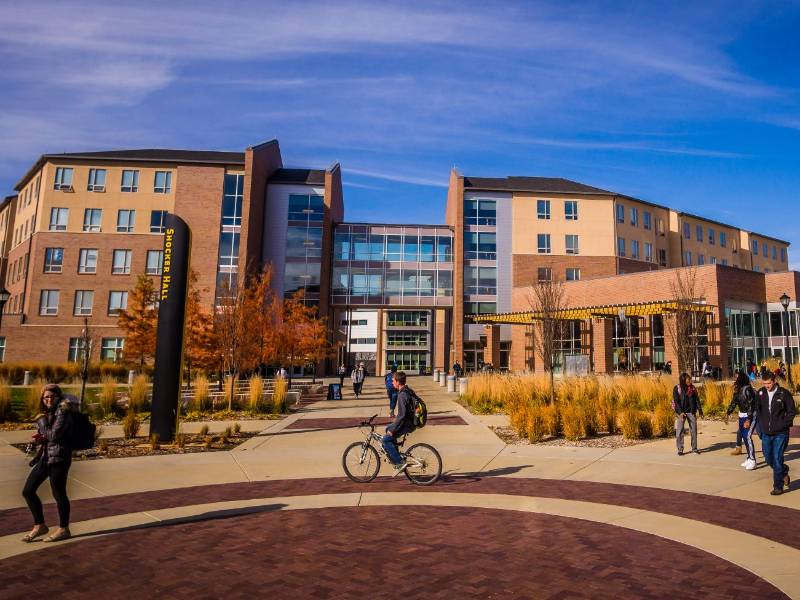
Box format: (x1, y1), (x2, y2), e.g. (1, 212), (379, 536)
(1, 0), (799, 265)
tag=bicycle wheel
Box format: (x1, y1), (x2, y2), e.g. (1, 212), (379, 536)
(404, 443), (442, 486)
(342, 442), (381, 483)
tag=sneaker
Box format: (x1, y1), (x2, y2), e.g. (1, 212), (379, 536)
(745, 459), (756, 470)
(391, 461), (408, 477)
(740, 460), (749, 467)
(770, 488), (783, 496)
(677, 451), (683, 456)
(785, 473), (791, 488)
(693, 449), (700, 454)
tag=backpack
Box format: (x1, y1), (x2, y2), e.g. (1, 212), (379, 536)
(410, 390), (428, 429)
(70, 410), (97, 451)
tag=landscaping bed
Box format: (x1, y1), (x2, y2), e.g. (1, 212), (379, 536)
(491, 426), (648, 448)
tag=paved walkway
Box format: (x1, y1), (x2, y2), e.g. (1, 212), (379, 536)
(0, 376), (797, 599)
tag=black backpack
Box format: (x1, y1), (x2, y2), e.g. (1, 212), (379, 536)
(70, 410), (97, 450)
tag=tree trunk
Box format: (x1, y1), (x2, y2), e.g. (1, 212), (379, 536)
(228, 370), (237, 411)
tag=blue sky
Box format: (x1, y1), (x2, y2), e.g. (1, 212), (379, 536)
(1, 1), (799, 264)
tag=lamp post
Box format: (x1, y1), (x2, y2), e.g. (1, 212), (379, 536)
(779, 292), (793, 389)
(0, 287), (10, 332)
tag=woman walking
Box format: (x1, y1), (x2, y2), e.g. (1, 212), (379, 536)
(21, 384), (74, 543)
(672, 373), (703, 455)
(726, 371), (758, 470)
(351, 363), (365, 398)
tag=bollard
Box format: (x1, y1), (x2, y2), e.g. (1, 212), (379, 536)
(458, 377), (468, 395)
(447, 375), (456, 392)
(23, 371), (32, 386)
(439, 372), (446, 386)
(432, 369), (440, 382)
(128, 370), (136, 386)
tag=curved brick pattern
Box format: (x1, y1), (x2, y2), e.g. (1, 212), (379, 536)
(2, 476), (798, 549)
(0, 506), (786, 599)
(285, 415), (467, 429)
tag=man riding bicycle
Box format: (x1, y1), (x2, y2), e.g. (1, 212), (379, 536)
(382, 371), (415, 475)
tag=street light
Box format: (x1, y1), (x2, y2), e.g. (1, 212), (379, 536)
(780, 292), (793, 389)
(0, 287), (10, 332)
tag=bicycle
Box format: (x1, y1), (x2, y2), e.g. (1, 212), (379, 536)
(342, 414), (442, 486)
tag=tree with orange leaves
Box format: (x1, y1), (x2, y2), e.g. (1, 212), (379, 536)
(275, 290), (332, 383)
(183, 269), (218, 383)
(117, 273), (158, 368)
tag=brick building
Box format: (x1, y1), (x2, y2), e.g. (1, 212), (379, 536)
(0, 141), (795, 377)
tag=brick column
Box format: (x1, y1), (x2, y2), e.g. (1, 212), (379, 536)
(663, 313), (680, 375)
(510, 324), (529, 372)
(483, 324), (501, 368)
(592, 318), (614, 374)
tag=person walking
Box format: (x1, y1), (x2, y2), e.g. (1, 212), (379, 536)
(21, 384), (74, 543)
(673, 373), (703, 455)
(351, 362), (365, 398)
(338, 363), (346, 388)
(385, 366), (398, 418)
(452, 361), (463, 378)
(725, 371), (758, 469)
(755, 371), (795, 495)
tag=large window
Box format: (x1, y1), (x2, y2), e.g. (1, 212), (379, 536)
(287, 193), (324, 222)
(464, 199), (496, 226)
(150, 210), (167, 233)
(437, 235), (452, 262)
(112, 249), (132, 274)
(87, 168), (106, 192)
(464, 301), (496, 315)
(146, 250), (164, 275)
(385, 350), (428, 373)
(222, 174), (244, 227)
(684, 222), (691, 240)
(387, 311), (428, 327)
(49, 208), (68, 231)
(78, 249), (98, 274)
(720, 231), (727, 247)
(643, 211), (651, 230)
(68, 338), (89, 363)
(0, 337), (5, 362)
(696, 224), (703, 242)
(465, 266), (497, 295)
(154, 171), (172, 193)
(617, 237), (626, 257)
(684, 251), (692, 266)
(403, 235), (418, 261)
(537, 233), (551, 254)
(100, 338), (125, 362)
(121, 169), (139, 192)
(44, 248), (64, 273)
(73, 290), (93, 316)
(630, 207), (638, 226)
(39, 290), (59, 315)
(631, 240), (640, 259)
(464, 232), (496, 260)
(616, 204), (625, 223)
(537, 267), (552, 282)
(565, 234), (579, 255)
(566, 268), (580, 281)
(108, 291), (128, 315)
(752, 240), (759, 255)
(537, 199), (550, 220)
(658, 248), (667, 267)
(284, 193), (324, 303)
(564, 200), (578, 220)
(644, 242), (653, 263)
(54, 167), (73, 190)
(386, 331), (428, 347)
(83, 208), (102, 232)
(117, 209), (135, 233)
(708, 227), (715, 245)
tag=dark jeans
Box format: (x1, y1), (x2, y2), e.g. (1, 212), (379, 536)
(381, 432), (403, 465)
(387, 389), (398, 413)
(23, 459), (71, 528)
(353, 381), (363, 396)
(339, 375), (345, 387)
(760, 432), (789, 490)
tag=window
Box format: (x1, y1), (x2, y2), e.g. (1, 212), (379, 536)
(87, 168), (106, 191)
(154, 171), (172, 193)
(643, 211), (651, 230)
(146, 250), (163, 275)
(54, 167), (73, 190)
(67, 338), (89, 362)
(537, 199), (550, 220)
(781, 248), (787, 262)
(564, 200), (578, 220)
(117, 209), (135, 233)
(696, 224), (703, 242)
(464, 232), (496, 260)
(44, 248), (64, 273)
(78, 249), (98, 274)
(0, 337), (5, 362)
(630, 207), (638, 226)
(465, 266), (497, 295)
(617, 237), (626, 257)
(709, 256), (717, 265)
(537, 267), (552, 282)
(631, 240), (640, 259)
(108, 291), (128, 315)
(121, 169), (139, 192)
(722, 258), (728, 266)
(566, 268), (580, 281)
(39, 289), (59, 315)
(720, 231), (727, 247)
(772, 245), (777, 260)
(684, 251), (692, 266)
(698, 254), (705, 265)
(73, 290), (93, 316)
(464, 199), (496, 226)
(537, 233), (551, 254)
(658, 248), (667, 267)
(464, 302), (496, 315)
(752, 240), (758, 254)
(112, 250), (132, 274)
(565, 234), (579, 255)
(644, 242), (653, 262)
(616, 204), (625, 223)
(657, 218), (665, 236)
(708, 227), (715, 245)
(100, 338), (125, 362)
(683, 222), (691, 240)
(83, 208), (102, 232)
(150, 210), (167, 233)
(763, 242), (768, 258)
(49, 208), (68, 231)
(222, 174), (245, 227)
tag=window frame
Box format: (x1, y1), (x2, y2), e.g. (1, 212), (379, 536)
(43, 247), (64, 273)
(78, 248), (98, 274)
(565, 234), (579, 255)
(111, 249), (132, 275)
(108, 291), (128, 316)
(564, 200), (578, 221)
(121, 169), (140, 193)
(566, 268), (580, 281)
(39, 289), (59, 316)
(49, 207), (68, 231)
(73, 290), (94, 316)
(537, 233), (551, 254)
(87, 168), (107, 192)
(83, 208), (102, 232)
(116, 209), (136, 233)
(150, 210), (167, 233)
(153, 171), (172, 194)
(53, 167), (73, 190)
(536, 199), (551, 220)
(146, 250), (164, 275)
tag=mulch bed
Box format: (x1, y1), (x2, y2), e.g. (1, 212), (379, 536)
(286, 415), (467, 430)
(10, 431), (258, 460)
(491, 425), (652, 448)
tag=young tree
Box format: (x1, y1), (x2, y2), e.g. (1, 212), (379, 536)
(117, 273), (158, 368)
(77, 317), (96, 408)
(528, 278), (567, 403)
(667, 267), (706, 375)
(275, 290), (332, 384)
(183, 269), (218, 383)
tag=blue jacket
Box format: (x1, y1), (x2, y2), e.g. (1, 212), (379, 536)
(385, 372), (396, 392)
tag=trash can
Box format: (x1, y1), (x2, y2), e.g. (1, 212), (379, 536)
(447, 375), (456, 392)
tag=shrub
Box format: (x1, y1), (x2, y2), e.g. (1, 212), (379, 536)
(620, 409), (653, 440)
(99, 376), (118, 417)
(0, 378), (13, 422)
(524, 404), (547, 443)
(700, 381), (731, 417)
(122, 410), (141, 439)
(193, 375), (210, 412)
(129, 374), (150, 413)
(26, 378), (46, 419)
(560, 402), (584, 441)
(272, 376), (288, 414)
(248, 375), (264, 413)
(541, 403), (560, 437)
(651, 402), (674, 437)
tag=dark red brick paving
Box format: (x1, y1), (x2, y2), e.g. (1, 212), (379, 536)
(3, 475), (798, 551)
(285, 415), (467, 429)
(0, 506), (786, 599)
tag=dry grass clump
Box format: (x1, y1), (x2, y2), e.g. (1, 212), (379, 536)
(129, 374), (149, 413)
(122, 409), (141, 439)
(620, 409), (653, 439)
(233, 422), (242, 434)
(199, 424), (209, 436)
(224, 376), (236, 409)
(26, 378), (47, 418)
(700, 381), (731, 417)
(149, 433), (160, 450)
(248, 375), (264, 413)
(193, 375), (210, 412)
(99, 376), (118, 417)
(0, 378), (13, 422)
(272, 376), (289, 414)
(651, 401), (675, 437)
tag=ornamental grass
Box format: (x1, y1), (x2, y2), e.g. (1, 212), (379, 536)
(0, 378), (13, 422)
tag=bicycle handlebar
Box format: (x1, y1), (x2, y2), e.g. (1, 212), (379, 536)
(360, 414), (379, 429)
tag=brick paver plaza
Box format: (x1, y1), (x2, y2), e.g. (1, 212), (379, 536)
(1, 377), (798, 599)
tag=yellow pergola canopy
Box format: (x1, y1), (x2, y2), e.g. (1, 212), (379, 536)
(469, 300), (714, 325)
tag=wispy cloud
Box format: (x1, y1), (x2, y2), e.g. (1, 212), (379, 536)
(345, 167), (447, 188)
